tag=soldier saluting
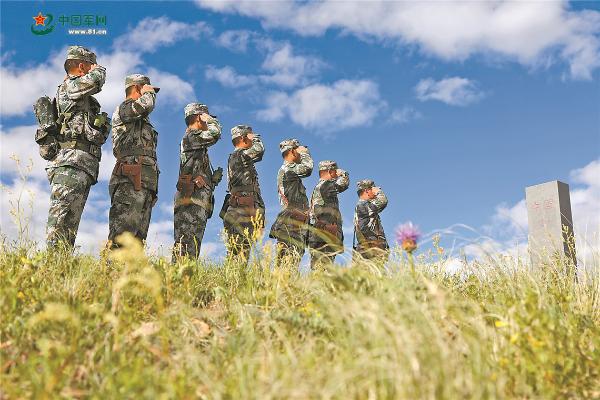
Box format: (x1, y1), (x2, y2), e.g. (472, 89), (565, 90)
(221, 125), (265, 263)
(172, 103), (222, 259)
(308, 160), (349, 269)
(35, 45), (109, 249)
(269, 139), (313, 268)
(353, 179), (389, 261)
(108, 74), (160, 246)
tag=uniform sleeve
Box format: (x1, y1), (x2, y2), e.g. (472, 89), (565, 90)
(242, 134), (265, 163)
(318, 181), (337, 202)
(65, 66), (106, 100)
(190, 117), (221, 147)
(119, 92), (156, 123)
(355, 202), (371, 233)
(369, 190), (388, 213)
(334, 169), (350, 193)
(287, 151), (313, 178)
(356, 201), (380, 240)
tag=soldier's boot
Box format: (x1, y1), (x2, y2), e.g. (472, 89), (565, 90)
(108, 183), (155, 244)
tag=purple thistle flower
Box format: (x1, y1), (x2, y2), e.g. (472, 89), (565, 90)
(396, 222), (422, 244)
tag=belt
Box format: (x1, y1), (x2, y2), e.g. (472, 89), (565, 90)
(230, 184), (255, 193)
(116, 148), (157, 159)
(59, 140), (100, 157)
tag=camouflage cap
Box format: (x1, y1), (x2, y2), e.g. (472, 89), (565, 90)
(184, 103), (209, 118)
(319, 160), (338, 171)
(231, 125), (252, 140)
(279, 138), (300, 154)
(66, 46), (96, 64)
(357, 179), (375, 191)
(125, 74), (160, 92)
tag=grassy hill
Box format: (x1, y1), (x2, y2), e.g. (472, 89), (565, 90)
(1, 235), (598, 399)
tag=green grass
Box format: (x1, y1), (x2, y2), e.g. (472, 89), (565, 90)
(1, 235), (599, 399)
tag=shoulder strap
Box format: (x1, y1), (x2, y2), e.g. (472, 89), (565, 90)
(226, 152), (233, 192)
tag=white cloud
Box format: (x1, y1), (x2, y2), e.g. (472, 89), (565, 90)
(0, 48), (67, 117)
(113, 16), (211, 53)
(97, 149), (117, 182)
(75, 219), (110, 255)
(216, 30), (254, 52)
(1, 124), (47, 181)
(259, 42), (324, 87)
(0, 177), (50, 245)
(146, 219), (173, 257)
(492, 199), (528, 239)
(145, 67), (195, 105)
(415, 77), (485, 106)
(205, 65), (254, 88)
(389, 106), (422, 124)
(257, 79), (385, 132)
(569, 160), (600, 266)
(206, 35), (324, 89)
(195, 0), (600, 80)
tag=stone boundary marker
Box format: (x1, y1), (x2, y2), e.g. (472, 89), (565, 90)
(525, 180), (577, 270)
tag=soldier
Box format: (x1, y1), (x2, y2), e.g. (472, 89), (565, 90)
(269, 139), (313, 268)
(42, 46), (109, 249)
(307, 161), (349, 269)
(172, 103), (222, 259)
(108, 74), (160, 246)
(221, 125), (265, 262)
(353, 179), (389, 261)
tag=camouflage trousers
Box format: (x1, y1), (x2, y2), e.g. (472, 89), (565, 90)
(308, 229), (343, 270)
(108, 181), (155, 244)
(270, 208), (308, 269)
(173, 203), (210, 260)
(46, 166), (93, 248)
(223, 205), (265, 263)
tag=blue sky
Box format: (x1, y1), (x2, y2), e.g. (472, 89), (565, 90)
(1, 1), (599, 266)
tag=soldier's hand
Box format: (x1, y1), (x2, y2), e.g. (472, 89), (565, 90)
(296, 146), (308, 154)
(246, 133), (255, 140)
(199, 113), (213, 123)
(90, 64), (99, 71)
(372, 186), (381, 194)
(141, 84), (155, 94)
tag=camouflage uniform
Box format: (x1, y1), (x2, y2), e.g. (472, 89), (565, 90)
(108, 74), (160, 244)
(173, 103), (222, 259)
(308, 161), (349, 268)
(353, 180), (389, 260)
(222, 125), (265, 262)
(45, 46), (108, 248)
(269, 139), (313, 267)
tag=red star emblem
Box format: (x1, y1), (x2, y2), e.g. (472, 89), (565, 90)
(33, 12), (47, 26)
